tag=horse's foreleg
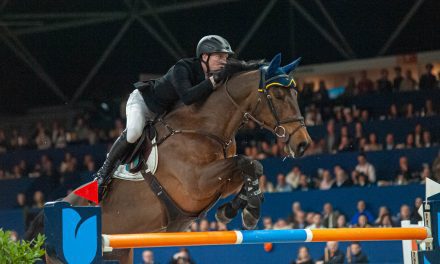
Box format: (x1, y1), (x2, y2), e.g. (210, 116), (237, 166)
(212, 155), (264, 229)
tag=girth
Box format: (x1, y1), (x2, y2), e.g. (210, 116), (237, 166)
(139, 162), (220, 231)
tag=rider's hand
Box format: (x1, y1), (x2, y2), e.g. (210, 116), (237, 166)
(212, 59), (264, 84)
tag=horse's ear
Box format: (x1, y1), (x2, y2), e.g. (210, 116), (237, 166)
(282, 57), (301, 74)
(267, 53), (282, 76)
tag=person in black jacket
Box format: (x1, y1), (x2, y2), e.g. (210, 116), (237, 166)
(94, 35), (259, 198)
(347, 242), (369, 263)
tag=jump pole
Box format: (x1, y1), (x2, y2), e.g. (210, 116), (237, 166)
(102, 227), (430, 251)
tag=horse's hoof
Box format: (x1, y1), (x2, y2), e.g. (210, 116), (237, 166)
(215, 203), (237, 224)
(242, 206), (260, 230)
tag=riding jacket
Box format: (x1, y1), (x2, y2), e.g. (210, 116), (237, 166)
(137, 58), (214, 115)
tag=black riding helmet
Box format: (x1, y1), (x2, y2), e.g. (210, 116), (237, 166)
(196, 35), (234, 74)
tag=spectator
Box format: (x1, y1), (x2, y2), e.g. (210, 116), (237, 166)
(209, 221), (218, 231)
(376, 68), (392, 93)
(353, 122), (364, 149)
(0, 129), (7, 154)
(402, 133), (415, 149)
(346, 242), (369, 263)
(404, 103), (415, 119)
(316, 241), (345, 264)
(259, 174), (275, 193)
(422, 131), (433, 148)
(400, 69), (417, 91)
(305, 104), (323, 126)
(11, 165), (23, 179)
(393, 66), (403, 91)
(288, 202), (303, 223)
(383, 133), (395, 150)
(395, 156), (414, 183)
(141, 250), (155, 264)
(306, 213), (324, 229)
(332, 165), (352, 188)
(0, 169), (5, 180)
(275, 173), (292, 192)
(424, 99), (436, 117)
(15, 192), (28, 209)
(9, 129), (29, 150)
(360, 110), (370, 123)
(414, 124), (423, 148)
(217, 222), (227, 231)
(262, 216), (273, 230)
(357, 71), (374, 94)
(324, 120), (337, 154)
(419, 63), (437, 90)
(420, 165), (431, 184)
(189, 222), (198, 232)
(273, 218), (292, 230)
(286, 166), (302, 189)
(337, 136), (353, 152)
(297, 174), (312, 191)
(336, 214), (347, 228)
(350, 200), (374, 226)
(393, 204), (411, 226)
(32, 191), (45, 209)
(293, 211), (307, 229)
(378, 213), (395, 227)
(292, 246), (314, 264)
(410, 197), (423, 224)
(319, 170), (334, 190)
(345, 76), (358, 97)
(378, 214), (395, 227)
(199, 219), (209, 232)
(322, 203), (340, 228)
(364, 133), (382, 152)
(374, 206), (390, 225)
(74, 117), (91, 143)
(35, 124), (52, 150)
(355, 215), (372, 228)
(170, 248), (194, 264)
(355, 153), (376, 183)
(387, 104), (399, 120)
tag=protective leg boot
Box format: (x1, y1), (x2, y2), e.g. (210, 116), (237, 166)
(94, 131), (135, 201)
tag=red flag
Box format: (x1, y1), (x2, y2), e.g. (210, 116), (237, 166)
(74, 180), (99, 204)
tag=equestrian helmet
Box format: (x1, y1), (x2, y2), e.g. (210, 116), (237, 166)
(196, 35), (234, 58)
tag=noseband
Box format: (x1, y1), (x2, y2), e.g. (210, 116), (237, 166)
(224, 69), (306, 143)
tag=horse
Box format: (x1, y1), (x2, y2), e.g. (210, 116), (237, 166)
(26, 53), (312, 264)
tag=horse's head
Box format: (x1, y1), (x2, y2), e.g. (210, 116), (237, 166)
(226, 53), (312, 157)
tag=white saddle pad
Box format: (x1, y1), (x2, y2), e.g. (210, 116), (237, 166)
(112, 137), (158, 181)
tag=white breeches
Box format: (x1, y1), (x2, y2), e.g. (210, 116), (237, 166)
(125, 89), (155, 143)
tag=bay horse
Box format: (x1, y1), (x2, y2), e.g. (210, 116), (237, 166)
(27, 53), (311, 263)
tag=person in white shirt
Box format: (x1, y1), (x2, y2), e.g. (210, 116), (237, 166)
(355, 153), (376, 183)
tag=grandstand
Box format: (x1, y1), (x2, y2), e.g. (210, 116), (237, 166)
(1, 1), (440, 263)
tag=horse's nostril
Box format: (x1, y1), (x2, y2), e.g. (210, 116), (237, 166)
(297, 141), (309, 156)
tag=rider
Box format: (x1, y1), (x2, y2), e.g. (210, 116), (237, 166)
(94, 35), (259, 199)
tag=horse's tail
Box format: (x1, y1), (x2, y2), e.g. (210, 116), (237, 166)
(24, 209), (45, 241)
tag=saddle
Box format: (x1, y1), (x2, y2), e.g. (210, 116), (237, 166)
(123, 123), (156, 173)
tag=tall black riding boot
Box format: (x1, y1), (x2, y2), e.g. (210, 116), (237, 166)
(94, 131), (135, 201)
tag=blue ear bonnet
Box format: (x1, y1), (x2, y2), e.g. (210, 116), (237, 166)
(259, 53), (301, 92)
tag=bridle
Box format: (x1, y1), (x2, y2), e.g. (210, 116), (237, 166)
(154, 68), (306, 158)
(224, 68), (306, 144)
